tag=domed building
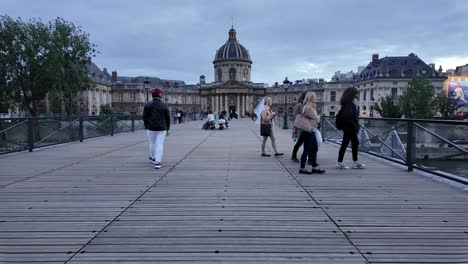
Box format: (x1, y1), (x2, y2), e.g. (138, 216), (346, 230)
(200, 27), (266, 116)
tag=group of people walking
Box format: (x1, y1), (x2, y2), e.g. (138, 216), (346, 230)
(142, 86), (366, 172)
(258, 87), (366, 174)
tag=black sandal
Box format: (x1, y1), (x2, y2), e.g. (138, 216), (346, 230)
(299, 169), (313, 174)
(261, 153), (271, 157)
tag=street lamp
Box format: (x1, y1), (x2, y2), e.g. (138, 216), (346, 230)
(143, 77), (150, 102)
(282, 77), (290, 129)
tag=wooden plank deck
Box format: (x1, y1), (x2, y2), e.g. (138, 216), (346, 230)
(0, 119), (467, 263)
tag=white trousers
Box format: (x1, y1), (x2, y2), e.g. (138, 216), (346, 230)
(146, 130), (167, 162)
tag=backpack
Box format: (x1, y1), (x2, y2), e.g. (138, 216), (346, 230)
(335, 109), (344, 130)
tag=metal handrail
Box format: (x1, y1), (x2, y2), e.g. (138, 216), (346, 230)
(321, 116), (468, 184)
(0, 115), (145, 155)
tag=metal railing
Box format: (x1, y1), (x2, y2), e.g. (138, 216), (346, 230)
(321, 116), (468, 183)
(276, 115), (294, 129)
(0, 115), (146, 155)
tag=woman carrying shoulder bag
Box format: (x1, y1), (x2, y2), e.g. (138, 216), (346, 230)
(299, 92), (325, 174)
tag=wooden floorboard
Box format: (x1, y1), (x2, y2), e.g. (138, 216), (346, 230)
(0, 119), (467, 263)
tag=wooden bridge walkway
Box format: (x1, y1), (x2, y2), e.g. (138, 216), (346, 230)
(0, 119), (467, 263)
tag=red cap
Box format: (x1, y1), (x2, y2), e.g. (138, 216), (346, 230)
(152, 88), (163, 97)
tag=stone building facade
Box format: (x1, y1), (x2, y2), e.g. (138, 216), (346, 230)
(355, 53), (447, 117)
(199, 27), (266, 116)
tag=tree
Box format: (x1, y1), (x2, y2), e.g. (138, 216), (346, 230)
(0, 15), (96, 116)
(433, 91), (456, 119)
(374, 95), (402, 118)
(100, 104), (113, 115)
(398, 76), (436, 119)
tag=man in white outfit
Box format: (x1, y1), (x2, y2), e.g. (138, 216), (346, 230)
(143, 88), (170, 169)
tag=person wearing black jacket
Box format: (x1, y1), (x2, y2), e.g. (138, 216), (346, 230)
(143, 88), (170, 169)
(336, 87), (366, 169)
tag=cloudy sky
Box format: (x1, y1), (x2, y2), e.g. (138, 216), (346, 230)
(2, 0), (468, 85)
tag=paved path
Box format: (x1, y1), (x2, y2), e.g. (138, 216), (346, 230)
(0, 119), (467, 263)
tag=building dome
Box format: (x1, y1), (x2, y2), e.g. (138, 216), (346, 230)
(214, 27), (251, 64)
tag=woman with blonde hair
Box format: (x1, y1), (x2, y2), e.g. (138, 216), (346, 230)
(259, 97), (283, 157)
(299, 92), (325, 174)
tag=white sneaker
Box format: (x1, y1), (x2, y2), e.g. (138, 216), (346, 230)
(154, 162), (162, 169)
(336, 163), (350, 169)
(352, 162), (366, 169)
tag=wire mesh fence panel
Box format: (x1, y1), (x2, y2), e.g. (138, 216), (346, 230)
(413, 122), (468, 178)
(33, 117), (80, 148)
(0, 119), (29, 154)
(83, 116), (113, 139)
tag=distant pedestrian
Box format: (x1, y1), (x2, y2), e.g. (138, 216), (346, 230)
(143, 88), (170, 169)
(336, 87), (366, 169)
(258, 97), (283, 157)
(291, 92), (307, 162)
(299, 92), (324, 174)
(177, 110), (182, 124)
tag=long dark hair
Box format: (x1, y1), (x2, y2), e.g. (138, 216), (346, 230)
(340, 87), (358, 105)
(298, 92), (306, 104)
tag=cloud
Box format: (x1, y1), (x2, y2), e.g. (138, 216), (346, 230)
(2, 0), (468, 85)
(432, 56), (468, 71)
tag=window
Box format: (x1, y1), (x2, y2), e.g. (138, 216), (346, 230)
(329, 112), (335, 117)
(391, 88), (398, 98)
(330, 91), (336, 102)
(229, 68), (236, 80)
(192, 95), (196, 104)
(182, 95), (186, 104)
(392, 81), (398, 85)
(363, 90), (367, 101)
(370, 89), (374, 101)
(217, 69), (222, 81)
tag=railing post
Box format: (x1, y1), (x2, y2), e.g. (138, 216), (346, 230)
(131, 116), (135, 132)
(406, 121), (416, 171)
(79, 116), (84, 142)
(110, 115), (114, 136)
(27, 118), (34, 152)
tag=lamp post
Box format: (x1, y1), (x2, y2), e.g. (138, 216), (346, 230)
(143, 77), (150, 102)
(282, 77), (290, 129)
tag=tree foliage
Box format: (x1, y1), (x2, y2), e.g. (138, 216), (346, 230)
(0, 15), (96, 116)
(433, 91), (456, 118)
(100, 104), (113, 116)
(374, 95), (402, 118)
(398, 76), (436, 119)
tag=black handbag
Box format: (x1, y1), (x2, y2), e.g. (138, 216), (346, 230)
(260, 124), (271, 137)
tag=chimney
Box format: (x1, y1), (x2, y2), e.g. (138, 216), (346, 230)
(401, 65), (405, 77)
(103, 68), (108, 74)
(200, 75), (205, 84)
(319, 78), (325, 84)
(111, 71), (117, 83)
(372, 54), (379, 64)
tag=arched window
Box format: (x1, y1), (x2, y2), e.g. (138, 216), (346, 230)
(229, 68), (236, 80)
(217, 69), (222, 82)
